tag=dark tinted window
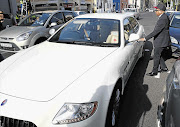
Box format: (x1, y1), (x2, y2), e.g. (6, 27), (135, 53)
(50, 13), (64, 25)
(63, 12), (74, 22)
(129, 17), (139, 33)
(50, 18), (120, 47)
(19, 13), (51, 26)
(170, 14), (180, 28)
(123, 18), (133, 41)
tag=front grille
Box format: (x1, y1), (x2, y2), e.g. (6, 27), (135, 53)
(0, 37), (14, 40)
(0, 42), (20, 51)
(0, 116), (37, 127)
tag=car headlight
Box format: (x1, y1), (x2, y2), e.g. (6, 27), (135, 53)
(52, 101), (98, 125)
(16, 31), (32, 41)
(170, 36), (179, 44)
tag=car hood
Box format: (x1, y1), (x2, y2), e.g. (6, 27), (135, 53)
(0, 42), (118, 102)
(0, 26), (40, 38)
(170, 27), (180, 42)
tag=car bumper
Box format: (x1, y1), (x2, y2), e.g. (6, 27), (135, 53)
(0, 93), (108, 127)
(0, 39), (28, 53)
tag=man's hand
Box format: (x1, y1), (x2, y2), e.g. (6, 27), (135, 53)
(138, 38), (146, 42)
(0, 19), (3, 23)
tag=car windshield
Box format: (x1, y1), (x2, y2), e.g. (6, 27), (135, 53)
(19, 13), (51, 26)
(170, 14), (180, 28)
(49, 18), (120, 47)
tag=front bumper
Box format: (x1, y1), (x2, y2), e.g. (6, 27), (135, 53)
(0, 93), (108, 127)
(0, 38), (29, 53)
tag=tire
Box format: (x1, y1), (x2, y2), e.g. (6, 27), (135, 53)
(105, 84), (122, 127)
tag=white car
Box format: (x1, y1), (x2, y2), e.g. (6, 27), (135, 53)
(123, 8), (140, 20)
(0, 13), (145, 127)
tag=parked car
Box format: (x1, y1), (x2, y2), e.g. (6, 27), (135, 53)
(0, 10), (78, 53)
(157, 57), (180, 127)
(74, 11), (87, 15)
(165, 11), (174, 18)
(169, 12), (180, 54)
(165, 11), (180, 20)
(0, 13), (145, 127)
(123, 8), (140, 20)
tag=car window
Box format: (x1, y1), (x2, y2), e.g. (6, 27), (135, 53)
(19, 13), (51, 26)
(49, 12), (64, 25)
(123, 18), (133, 42)
(170, 14), (180, 28)
(79, 12), (86, 15)
(128, 17), (139, 33)
(63, 12), (74, 22)
(49, 18), (120, 47)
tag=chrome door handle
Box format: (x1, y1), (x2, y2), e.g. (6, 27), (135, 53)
(173, 81), (180, 89)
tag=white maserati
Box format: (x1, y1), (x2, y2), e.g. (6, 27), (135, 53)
(0, 13), (145, 127)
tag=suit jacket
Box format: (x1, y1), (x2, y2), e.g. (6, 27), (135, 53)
(145, 13), (171, 47)
(0, 22), (5, 31)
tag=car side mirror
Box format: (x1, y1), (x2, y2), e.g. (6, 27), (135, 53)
(128, 33), (140, 42)
(50, 22), (57, 27)
(49, 28), (56, 35)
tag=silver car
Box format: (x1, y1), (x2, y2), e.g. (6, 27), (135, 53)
(0, 10), (78, 53)
(157, 58), (180, 127)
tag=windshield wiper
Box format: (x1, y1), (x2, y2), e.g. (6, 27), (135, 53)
(73, 41), (93, 45)
(55, 40), (118, 47)
(55, 40), (93, 45)
(74, 42), (118, 47)
(56, 40), (75, 44)
(92, 43), (118, 47)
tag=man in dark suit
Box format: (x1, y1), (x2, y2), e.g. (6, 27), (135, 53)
(139, 3), (171, 76)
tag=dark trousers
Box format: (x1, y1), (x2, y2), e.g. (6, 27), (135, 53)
(152, 47), (167, 73)
(0, 54), (4, 62)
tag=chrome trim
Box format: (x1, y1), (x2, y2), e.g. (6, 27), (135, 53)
(0, 116), (37, 127)
(0, 37), (14, 40)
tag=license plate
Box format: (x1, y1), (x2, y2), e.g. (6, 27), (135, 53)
(0, 43), (12, 48)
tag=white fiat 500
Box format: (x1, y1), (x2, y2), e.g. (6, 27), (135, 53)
(0, 13), (145, 127)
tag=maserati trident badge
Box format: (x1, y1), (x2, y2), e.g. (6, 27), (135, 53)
(1, 99), (7, 106)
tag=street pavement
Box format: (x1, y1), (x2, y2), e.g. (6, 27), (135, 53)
(117, 12), (177, 127)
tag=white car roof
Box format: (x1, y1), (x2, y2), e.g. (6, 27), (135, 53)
(75, 13), (132, 21)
